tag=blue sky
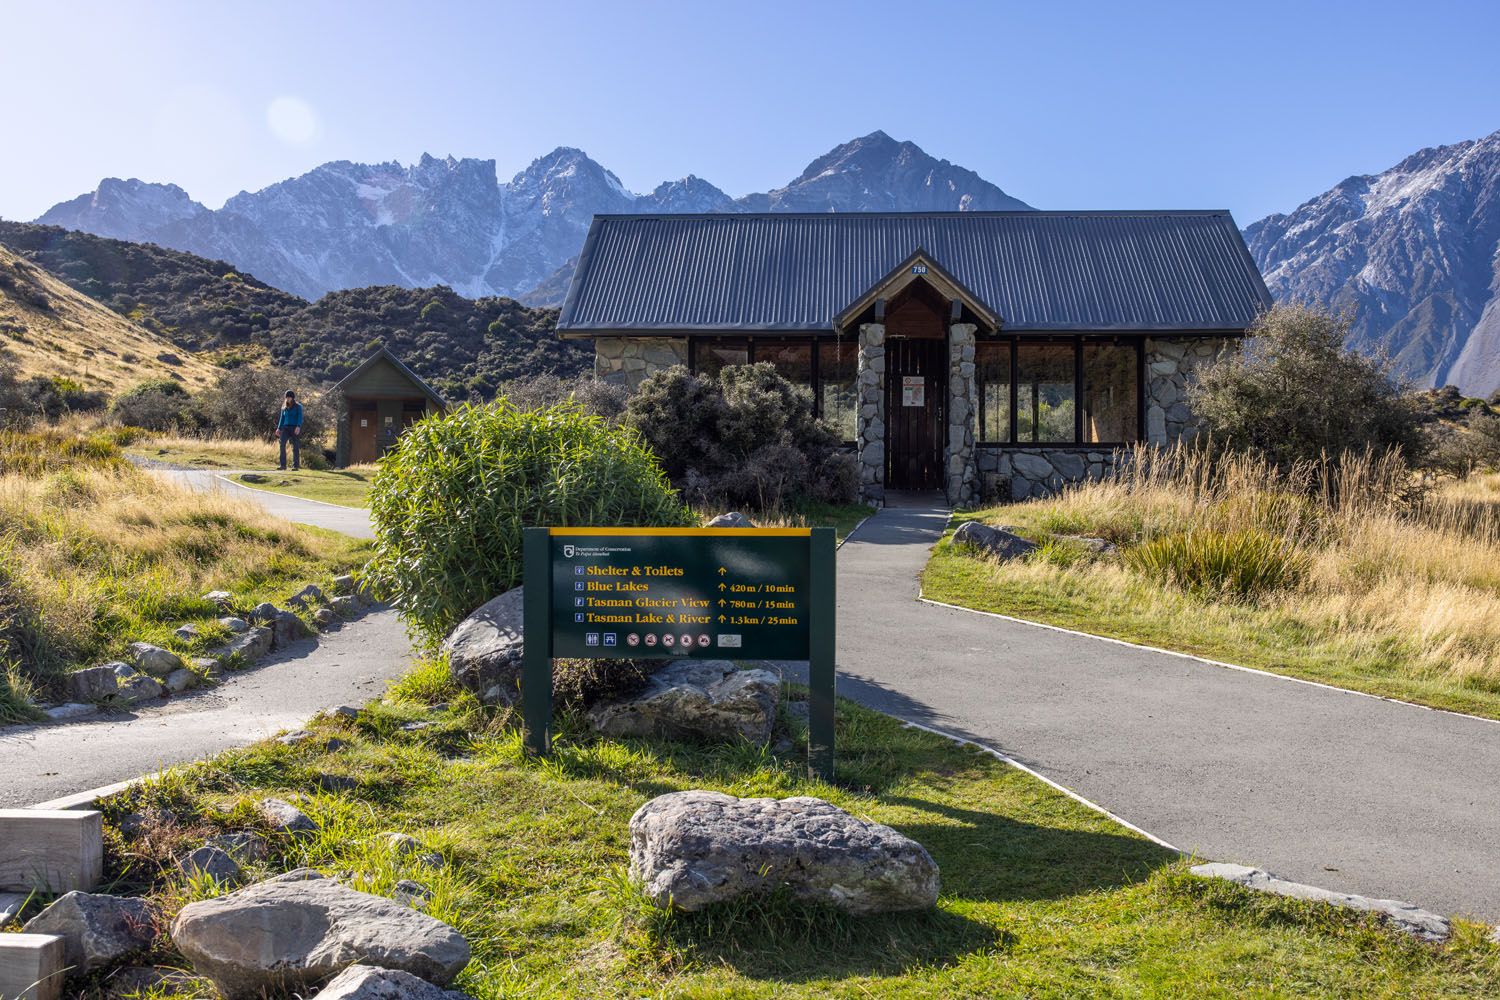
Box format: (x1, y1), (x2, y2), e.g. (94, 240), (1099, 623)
(3, 0), (1498, 224)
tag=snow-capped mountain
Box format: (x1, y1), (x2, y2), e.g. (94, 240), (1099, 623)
(1246, 129), (1500, 395)
(34, 132), (1032, 304)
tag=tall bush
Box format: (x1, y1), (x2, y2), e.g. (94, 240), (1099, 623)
(1190, 305), (1424, 469)
(364, 400), (693, 646)
(197, 365), (333, 441)
(623, 363), (858, 509)
(109, 378), (197, 431)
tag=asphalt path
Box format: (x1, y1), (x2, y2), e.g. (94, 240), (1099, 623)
(787, 500), (1500, 922)
(3, 471), (404, 806)
(1, 608), (413, 807)
(156, 469), (374, 538)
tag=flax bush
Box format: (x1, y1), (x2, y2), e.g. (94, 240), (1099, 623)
(1123, 528), (1309, 599)
(365, 400), (693, 647)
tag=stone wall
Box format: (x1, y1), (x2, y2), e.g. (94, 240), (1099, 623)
(855, 323), (886, 505)
(594, 337), (689, 389)
(945, 324), (978, 507)
(1143, 336), (1235, 445)
(976, 448), (1119, 502)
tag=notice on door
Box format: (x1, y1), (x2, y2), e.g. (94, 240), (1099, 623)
(902, 376), (925, 407)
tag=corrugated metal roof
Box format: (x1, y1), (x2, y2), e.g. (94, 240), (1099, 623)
(557, 212), (1272, 334)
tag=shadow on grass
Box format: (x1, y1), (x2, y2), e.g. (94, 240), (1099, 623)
(635, 888), (1011, 982)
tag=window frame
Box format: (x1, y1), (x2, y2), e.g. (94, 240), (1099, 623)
(687, 334), (842, 421)
(976, 335), (1145, 448)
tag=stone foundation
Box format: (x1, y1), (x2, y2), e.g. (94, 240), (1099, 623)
(977, 448), (1120, 503)
(594, 337), (688, 389)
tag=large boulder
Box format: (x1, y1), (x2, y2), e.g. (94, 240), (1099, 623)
(705, 511), (756, 528)
(169, 878), (470, 999)
(269, 610), (312, 648)
(587, 661), (778, 745)
(950, 521), (1038, 562)
(210, 626), (273, 665)
(631, 791), (939, 914)
(318, 964), (474, 1000)
(442, 587), (524, 703)
(21, 891), (157, 973)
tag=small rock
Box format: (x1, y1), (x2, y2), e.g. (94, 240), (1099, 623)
(630, 790), (940, 914)
(333, 705), (361, 720)
(331, 595), (359, 618)
(314, 772), (359, 793)
(587, 661), (779, 745)
(705, 511), (756, 528)
(331, 573), (357, 594)
(219, 616), (250, 634)
(21, 891), (157, 973)
(399, 720), (435, 732)
(277, 729), (315, 746)
(381, 832), (421, 857)
(264, 867), (325, 883)
(164, 667), (199, 693)
(191, 656), (223, 681)
(287, 584), (325, 609)
(1056, 534), (1119, 556)
(173, 623), (201, 643)
(441, 586), (524, 703)
(109, 661), (137, 680)
(248, 602), (279, 622)
(325, 737), (349, 752)
(260, 797), (316, 837)
(117, 674), (165, 704)
(69, 665), (119, 702)
(317, 964), (473, 1000)
(202, 590), (234, 607)
(44, 702), (95, 721)
(129, 642), (184, 678)
(950, 520), (1039, 561)
(210, 625), (273, 665)
(269, 610), (312, 648)
(392, 879), (433, 908)
(314, 608), (338, 627)
(178, 846), (243, 884)
(117, 808), (178, 839)
(1189, 863), (1450, 942)
(205, 832), (269, 863)
(169, 877), (470, 998)
(415, 853), (445, 872)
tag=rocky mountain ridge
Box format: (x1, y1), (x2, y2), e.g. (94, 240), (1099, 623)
(35, 132), (1032, 305)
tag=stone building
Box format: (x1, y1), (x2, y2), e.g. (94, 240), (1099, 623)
(557, 212), (1270, 505)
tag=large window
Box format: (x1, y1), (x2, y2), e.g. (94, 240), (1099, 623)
(977, 337), (1140, 446)
(817, 340), (857, 442)
(692, 338), (749, 379)
(1083, 343), (1139, 443)
(756, 341), (812, 392)
(1017, 344), (1076, 443)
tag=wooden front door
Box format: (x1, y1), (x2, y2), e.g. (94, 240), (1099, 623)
(885, 337), (947, 491)
(349, 402), (379, 464)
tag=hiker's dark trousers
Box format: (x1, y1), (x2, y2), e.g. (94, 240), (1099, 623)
(279, 429), (300, 470)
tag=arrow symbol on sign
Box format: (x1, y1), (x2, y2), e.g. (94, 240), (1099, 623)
(717, 615), (726, 624)
(717, 599), (725, 607)
(718, 583), (726, 591)
(718, 566), (727, 576)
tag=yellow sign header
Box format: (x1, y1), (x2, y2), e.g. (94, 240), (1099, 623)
(548, 526), (812, 537)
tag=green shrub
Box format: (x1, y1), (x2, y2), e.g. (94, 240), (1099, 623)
(624, 363), (859, 510)
(1124, 528), (1308, 599)
(196, 365), (333, 443)
(110, 378), (198, 431)
(365, 400), (693, 647)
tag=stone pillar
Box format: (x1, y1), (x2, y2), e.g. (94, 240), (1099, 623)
(945, 323), (979, 507)
(856, 323), (886, 505)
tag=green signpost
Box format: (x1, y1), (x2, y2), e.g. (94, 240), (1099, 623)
(522, 525), (837, 779)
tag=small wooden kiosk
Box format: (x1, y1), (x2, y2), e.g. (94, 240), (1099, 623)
(333, 347), (446, 466)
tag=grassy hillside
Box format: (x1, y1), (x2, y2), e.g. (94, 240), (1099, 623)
(0, 223), (583, 401)
(0, 244), (220, 392)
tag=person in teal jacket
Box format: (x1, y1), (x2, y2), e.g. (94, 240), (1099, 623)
(276, 389), (304, 470)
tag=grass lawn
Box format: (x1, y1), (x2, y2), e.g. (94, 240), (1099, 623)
(230, 468), (376, 508)
(741, 501), (872, 541)
(0, 428), (369, 722)
(921, 447), (1500, 721)
(127, 434), (302, 472)
(75, 680), (1500, 998)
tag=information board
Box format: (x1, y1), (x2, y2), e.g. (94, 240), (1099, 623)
(521, 525), (837, 779)
(549, 528), (811, 660)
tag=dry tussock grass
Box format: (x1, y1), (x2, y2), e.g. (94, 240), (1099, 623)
(1007, 445), (1500, 692)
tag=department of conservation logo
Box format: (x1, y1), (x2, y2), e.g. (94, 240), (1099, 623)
(562, 545), (575, 558)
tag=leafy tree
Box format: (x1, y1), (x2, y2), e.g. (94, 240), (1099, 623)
(1190, 306), (1424, 468)
(197, 365), (334, 442)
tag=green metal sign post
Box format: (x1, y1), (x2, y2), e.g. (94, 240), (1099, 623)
(521, 525), (837, 780)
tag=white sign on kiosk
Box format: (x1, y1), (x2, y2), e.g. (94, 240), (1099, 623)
(902, 376), (925, 407)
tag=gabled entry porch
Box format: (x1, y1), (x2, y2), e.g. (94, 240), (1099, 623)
(837, 249), (998, 507)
